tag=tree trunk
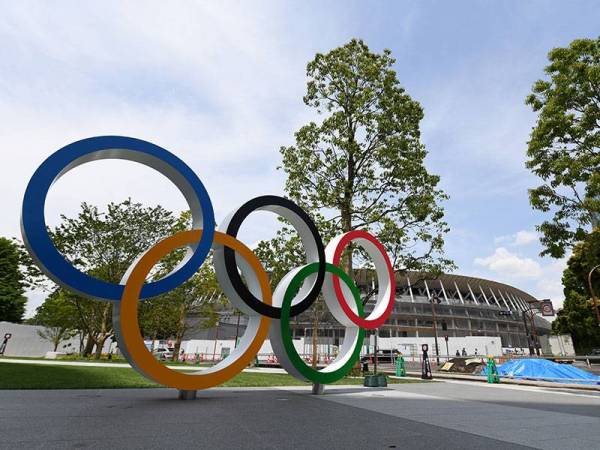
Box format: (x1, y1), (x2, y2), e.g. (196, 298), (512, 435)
(151, 331), (158, 352)
(78, 332), (84, 354)
(93, 303), (112, 359)
(82, 333), (95, 356)
(340, 205), (353, 274)
(94, 334), (109, 359)
(172, 302), (186, 362)
(311, 308), (319, 368)
(342, 152), (355, 274)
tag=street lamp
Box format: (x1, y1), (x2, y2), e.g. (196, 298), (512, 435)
(587, 264), (600, 327)
(429, 293), (441, 365)
(521, 302), (541, 356)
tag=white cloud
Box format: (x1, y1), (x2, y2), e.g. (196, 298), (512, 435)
(473, 247), (568, 310)
(0, 2), (348, 317)
(533, 257), (568, 308)
(513, 230), (539, 246)
(474, 247), (542, 279)
(494, 230), (539, 246)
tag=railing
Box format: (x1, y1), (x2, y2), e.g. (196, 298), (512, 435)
(166, 351), (600, 373)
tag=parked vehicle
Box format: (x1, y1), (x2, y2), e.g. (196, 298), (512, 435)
(154, 347), (175, 361)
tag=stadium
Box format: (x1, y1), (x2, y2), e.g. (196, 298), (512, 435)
(181, 271), (553, 360)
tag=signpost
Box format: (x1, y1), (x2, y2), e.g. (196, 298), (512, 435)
(540, 300), (555, 317)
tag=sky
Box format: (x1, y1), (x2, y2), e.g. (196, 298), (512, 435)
(1, 1), (598, 317)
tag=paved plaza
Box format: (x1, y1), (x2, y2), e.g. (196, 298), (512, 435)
(1, 380), (599, 449)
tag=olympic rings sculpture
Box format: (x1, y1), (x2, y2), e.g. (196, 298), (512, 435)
(21, 136), (396, 390)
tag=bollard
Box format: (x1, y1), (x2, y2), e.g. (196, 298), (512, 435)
(486, 356), (500, 384)
(395, 355), (406, 377)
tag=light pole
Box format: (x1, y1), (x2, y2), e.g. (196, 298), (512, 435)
(429, 294), (441, 365)
(520, 310), (534, 355)
(587, 264), (600, 327)
(519, 302), (541, 356)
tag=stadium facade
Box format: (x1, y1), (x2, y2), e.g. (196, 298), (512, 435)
(188, 271), (552, 352)
(350, 271), (552, 349)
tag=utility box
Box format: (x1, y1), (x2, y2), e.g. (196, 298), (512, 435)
(539, 334), (575, 356)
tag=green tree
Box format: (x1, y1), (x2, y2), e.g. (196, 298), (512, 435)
(254, 215), (338, 288)
(279, 39), (452, 274)
(24, 199), (179, 358)
(526, 37), (600, 258)
(553, 230), (600, 353)
(138, 255), (222, 361)
(31, 290), (79, 351)
(0, 237), (27, 323)
(141, 212), (223, 361)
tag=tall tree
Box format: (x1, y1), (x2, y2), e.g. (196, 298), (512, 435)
(32, 289), (79, 351)
(24, 199), (178, 358)
(142, 212), (223, 361)
(0, 237), (27, 323)
(279, 39), (452, 274)
(553, 230), (600, 353)
(526, 37), (600, 258)
(254, 220), (332, 367)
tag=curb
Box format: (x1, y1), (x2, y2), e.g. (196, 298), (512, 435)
(395, 370), (600, 391)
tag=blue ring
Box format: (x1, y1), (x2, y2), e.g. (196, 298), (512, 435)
(21, 136), (215, 301)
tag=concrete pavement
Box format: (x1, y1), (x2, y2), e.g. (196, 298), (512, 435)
(1, 380), (599, 449)
(322, 380), (600, 449)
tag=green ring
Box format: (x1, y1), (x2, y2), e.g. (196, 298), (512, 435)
(280, 262), (365, 384)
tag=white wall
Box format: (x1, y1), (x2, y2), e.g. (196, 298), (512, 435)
(179, 336), (505, 360)
(0, 321), (80, 357)
(371, 336), (503, 357)
(181, 338), (332, 360)
(181, 339), (236, 357)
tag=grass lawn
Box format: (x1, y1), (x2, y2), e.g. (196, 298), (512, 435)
(0, 355), (212, 366)
(0, 362), (425, 389)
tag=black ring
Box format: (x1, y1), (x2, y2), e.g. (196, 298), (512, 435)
(223, 195), (325, 318)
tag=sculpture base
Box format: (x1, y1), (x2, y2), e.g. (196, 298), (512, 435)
(178, 390), (197, 400)
(311, 383), (325, 395)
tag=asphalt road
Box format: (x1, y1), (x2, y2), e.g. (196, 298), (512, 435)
(1, 381), (599, 449)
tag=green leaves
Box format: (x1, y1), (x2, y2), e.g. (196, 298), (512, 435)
(526, 37), (600, 257)
(280, 39), (452, 274)
(0, 237), (27, 323)
(553, 230), (600, 353)
(50, 199), (176, 283)
(31, 290), (79, 351)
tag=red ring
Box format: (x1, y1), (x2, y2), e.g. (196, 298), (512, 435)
(331, 230), (395, 329)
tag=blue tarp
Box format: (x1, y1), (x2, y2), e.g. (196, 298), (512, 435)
(496, 358), (600, 385)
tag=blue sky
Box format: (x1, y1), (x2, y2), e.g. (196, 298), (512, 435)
(1, 2), (598, 316)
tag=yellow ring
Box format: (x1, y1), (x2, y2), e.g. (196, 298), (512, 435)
(118, 230), (272, 390)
